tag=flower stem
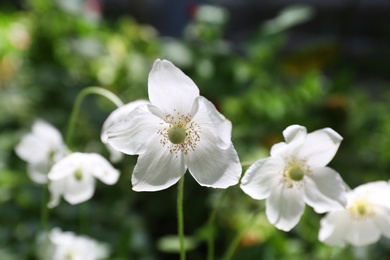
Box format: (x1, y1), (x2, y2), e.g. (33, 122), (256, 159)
(222, 212), (257, 260)
(66, 86), (123, 148)
(207, 189), (228, 260)
(177, 176), (186, 260)
(40, 184), (49, 230)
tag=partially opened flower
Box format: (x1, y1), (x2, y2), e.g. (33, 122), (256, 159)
(319, 181), (390, 247)
(101, 99), (149, 163)
(107, 59), (241, 191)
(15, 120), (68, 184)
(37, 227), (109, 260)
(47, 152), (120, 208)
(240, 125), (347, 231)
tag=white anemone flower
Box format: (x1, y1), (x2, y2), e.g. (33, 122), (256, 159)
(37, 227), (109, 260)
(319, 181), (390, 247)
(107, 59), (241, 191)
(15, 120), (68, 184)
(240, 125), (347, 231)
(101, 99), (149, 163)
(47, 152), (120, 208)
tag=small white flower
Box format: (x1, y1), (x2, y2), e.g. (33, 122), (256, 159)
(47, 152), (120, 208)
(15, 120), (68, 184)
(240, 125), (347, 231)
(101, 99), (149, 163)
(107, 59), (241, 191)
(37, 227), (109, 260)
(319, 181), (390, 247)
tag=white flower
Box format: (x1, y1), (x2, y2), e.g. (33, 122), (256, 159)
(319, 181), (390, 247)
(240, 125), (347, 231)
(37, 227), (109, 260)
(47, 152), (120, 208)
(107, 59), (241, 191)
(15, 120), (68, 184)
(101, 99), (149, 163)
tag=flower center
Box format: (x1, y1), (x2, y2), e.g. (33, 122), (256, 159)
(168, 124), (187, 144)
(348, 198), (374, 220)
(287, 165), (305, 181)
(158, 109), (201, 156)
(281, 158), (310, 189)
(74, 169), (83, 181)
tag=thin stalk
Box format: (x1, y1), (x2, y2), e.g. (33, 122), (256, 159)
(207, 189), (228, 260)
(66, 86), (123, 147)
(177, 177), (186, 260)
(40, 184), (49, 230)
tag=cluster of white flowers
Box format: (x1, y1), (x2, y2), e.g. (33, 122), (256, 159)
(15, 58), (390, 254)
(37, 228), (109, 260)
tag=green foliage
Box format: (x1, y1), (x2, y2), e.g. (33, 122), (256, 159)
(1, 1), (390, 259)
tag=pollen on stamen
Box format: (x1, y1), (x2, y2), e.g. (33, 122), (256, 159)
(157, 110), (201, 157)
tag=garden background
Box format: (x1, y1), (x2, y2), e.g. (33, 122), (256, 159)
(1, 0), (390, 259)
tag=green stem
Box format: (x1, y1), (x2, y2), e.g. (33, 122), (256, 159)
(40, 184), (49, 230)
(177, 177), (186, 260)
(222, 213), (257, 260)
(66, 86), (123, 147)
(207, 189), (228, 260)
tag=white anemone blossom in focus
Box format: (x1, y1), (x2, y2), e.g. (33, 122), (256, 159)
(15, 120), (68, 184)
(101, 100), (149, 163)
(37, 227), (109, 260)
(47, 152), (119, 208)
(319, 181), (390, 247)
(107, 59), (241, 191)
(240, 125), (347, 231)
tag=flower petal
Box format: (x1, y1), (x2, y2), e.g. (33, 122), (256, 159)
(318, 210), (350, 247)
(148, 59), (199, 115)
(107, 104), (165, 155)
(185, 127), (241, 188)
(48, 155), (78, 181)
(47, 180), (65, 208)
(304, 167), (347, 213)
(266, 183), (305, 231)
(27, 162), (50, 184)
(354, 181), (390, 208)
(88, 154), (120, 185)
(15, 132), (51, 164)
(194, 96), (232, 149)
(131, 135), (186, 191)
(62, 173), (96, 205)
(372, 206), (390, 238)
(270, 125), (307, 158)
(298, 127), (343, 168)
(240, 157), (284, 200)
(101, 100), (149, 143)
(345, 219), (381, 246)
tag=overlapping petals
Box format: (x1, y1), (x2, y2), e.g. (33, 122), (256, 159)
(241, 124), (346, 231)
(319, 181), (390, 247)
(107, 59), (241, 191)
(47, 152), (119, 208)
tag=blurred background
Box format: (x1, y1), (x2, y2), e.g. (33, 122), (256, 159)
(1, 0), (390, 259)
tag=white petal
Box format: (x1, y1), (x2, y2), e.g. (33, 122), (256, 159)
(240, 157), (284, 200)
(105, 144), (123, 163)
(32, 120), (63, 148)
(88, 154), (120, 185)
(15, 132), (51, 163)
(27, 162), (50, 184)
(47, 180), (65, 208)
(270, 125), (306, 158)
(48, 154), (79, 181)
(372, 206), (390, 238)
(131, 135), (186, 191)
(345, 219), (381, 246)
(318, 210), (350, 247)
(185, 128), (241, 188)
(265, 183), (305, 231)
(148, 59), (199, 115)
(101, 100), (149, 143)
(63, 173), (96, 205)
(304, 167), (347, 213)
(298, 128), (343, 168)
(107, 104), (164, 155)
(354, 181), (390, 208)
(195, 96), (232, 149)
